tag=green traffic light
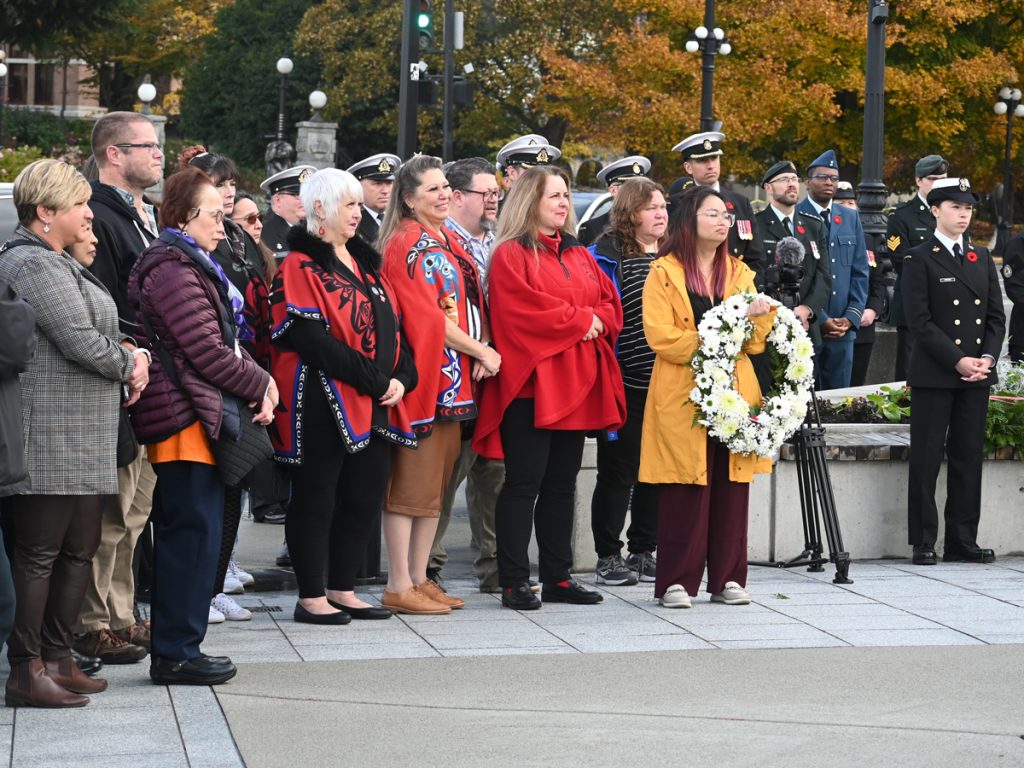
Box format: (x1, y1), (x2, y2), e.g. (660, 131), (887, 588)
(417, 13), (430, 29)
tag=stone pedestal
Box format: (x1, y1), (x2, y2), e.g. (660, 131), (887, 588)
(295, 119), (337, 169)
(143, 113), (167, 202)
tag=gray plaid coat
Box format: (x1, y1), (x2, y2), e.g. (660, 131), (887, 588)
(0, 226), (135, 494)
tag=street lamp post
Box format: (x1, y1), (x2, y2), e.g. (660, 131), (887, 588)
(857, 0), (889, 262)
(684, 0), (732, 132)
(994, 86), (1024, 255)
(137, 79), (156, 115)
(265, 57), (296, 178)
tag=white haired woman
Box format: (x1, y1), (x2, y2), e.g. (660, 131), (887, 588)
(270, 168), (418, 624)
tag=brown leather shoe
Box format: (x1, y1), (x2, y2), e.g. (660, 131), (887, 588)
(417, 580), (464, 609)
(381, 587), (451, 615)
(113, 620), (151, 651)
(5, 658), (89, 708)
(43, 656), (108, 694)
(74, 629), (147, 664)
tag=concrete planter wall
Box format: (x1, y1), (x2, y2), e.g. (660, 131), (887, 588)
(571, 426), (1024, 572)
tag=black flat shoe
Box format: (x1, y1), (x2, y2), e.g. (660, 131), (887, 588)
(501, 583), (541, 610)
(542, 579), (604, 604)
(294, 603), (351, 625)
(943, 546), (996, 563)
(327, 599), (392, 620)
(71, 648), (103, 677)
(912, 544), (937, 565)
(150, 655), (237, 685)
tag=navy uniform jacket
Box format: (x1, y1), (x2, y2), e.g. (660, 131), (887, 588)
(796, 199), (868, 338)
(754, 207), (832, 346)
(719, 188), (765, 281)
(355, 206), (381, 247)
(901, 236), (1005, 389)
(1000, 232), (1024, 362)
(261, 211), (291, 256)
(577, 210), (609, 247)
(886, 196), (934, 326)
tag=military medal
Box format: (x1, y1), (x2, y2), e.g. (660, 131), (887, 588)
(736, 219), (753, 240)
(809, 241), (821, 259)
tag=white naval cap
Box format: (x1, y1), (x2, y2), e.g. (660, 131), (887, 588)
(496, 134), (561, 170)
(596, 155), (651, 186)
(672, 131), (726, 160)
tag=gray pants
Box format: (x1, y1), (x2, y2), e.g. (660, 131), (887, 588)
(429, 441), (504, 592)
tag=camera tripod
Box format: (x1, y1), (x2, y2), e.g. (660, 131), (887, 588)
(751, 391), (853, 584)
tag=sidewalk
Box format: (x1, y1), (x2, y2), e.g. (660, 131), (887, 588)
(2, 512), (1022, 767)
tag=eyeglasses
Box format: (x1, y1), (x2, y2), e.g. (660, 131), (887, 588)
(114, 143), (163, 153)
(698, 210), (736, 226)
(810, 173), (839, 183)
(460, 188), (500, 201)
(233, 211), (264, 226)
(770, 175), (800, 186)
(189, 208), (225, 224)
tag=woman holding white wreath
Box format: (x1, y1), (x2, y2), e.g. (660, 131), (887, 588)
(640, 186), (775, 609)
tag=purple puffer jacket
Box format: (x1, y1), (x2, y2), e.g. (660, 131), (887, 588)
(127, 238), (270, 444)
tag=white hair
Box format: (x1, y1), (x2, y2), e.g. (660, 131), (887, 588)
(301, 168), (364, 234)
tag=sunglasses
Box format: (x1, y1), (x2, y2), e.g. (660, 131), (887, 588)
(233, 211), (265, 226)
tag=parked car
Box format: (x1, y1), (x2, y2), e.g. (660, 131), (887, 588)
(1, 183), (16, 241)
(575, 191), (612, 236)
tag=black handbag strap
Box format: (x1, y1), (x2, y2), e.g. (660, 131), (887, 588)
(0, 239), (36, 254)
(137, 307), (182, 390)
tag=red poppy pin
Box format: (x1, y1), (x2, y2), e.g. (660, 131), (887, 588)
(967, 250), (978, 263)
(833, 214), (842, 225)
(796, 224), (806, 235)
(726, 201), (735, 210)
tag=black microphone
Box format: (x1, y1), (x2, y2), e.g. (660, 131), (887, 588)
(775, 236), (806, 266)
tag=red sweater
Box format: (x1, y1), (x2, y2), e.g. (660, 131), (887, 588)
(473, 232), (626, 459)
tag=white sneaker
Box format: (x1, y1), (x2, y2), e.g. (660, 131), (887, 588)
(711, 581), (751, 605)
(212, 592), (252, 621)
(223, 574), (245, 595)
(660, 584), (692, 609)
(208, 604), (226, 624)
(228, 559), (255, 587)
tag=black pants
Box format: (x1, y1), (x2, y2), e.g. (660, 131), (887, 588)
(850, 341), (873, 387)
(286, 384), (390, 598)
(212, 486), (243, 597)
(495, 399), (584, 587)
(151, 461), (223, 661)
(5, 494), (103, 663)
(907, 386), (988, 549)
(591, 385), (657, 557)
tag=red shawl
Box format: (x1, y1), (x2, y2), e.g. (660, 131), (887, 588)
(382, 217), (483, 436)
(269, 243), (415, 461)
(472, 232), (626, 459)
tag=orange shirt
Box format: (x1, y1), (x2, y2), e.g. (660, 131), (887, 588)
(147, 421), (216, 465)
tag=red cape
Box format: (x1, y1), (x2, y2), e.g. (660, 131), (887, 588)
(472, 233), (626, 459)
(382, 218), (483, 435)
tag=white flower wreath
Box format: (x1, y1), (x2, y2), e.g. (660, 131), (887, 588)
(688, 292), (815, 458)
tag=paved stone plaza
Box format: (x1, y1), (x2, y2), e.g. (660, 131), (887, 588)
(2, 517), (1023, 766)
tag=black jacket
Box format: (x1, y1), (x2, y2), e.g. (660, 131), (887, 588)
(577, 210), (610, 247)
(902, 235), (1005, 388)
(1002, 232), (1024, 362)
(885, 196), (934, 327)
(719, 188), (765, 280)
(261, 211), (292, 256)
(855, 253), (889, 346)
(0, 281), (36, 497)
(88, 181), (157, 334)
(355, 206), (382, 248)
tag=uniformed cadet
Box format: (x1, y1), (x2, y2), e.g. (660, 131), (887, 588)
(902, 178), (1005, 566)
(672, 131), (764, 277)
(886, 154), (948, 380)
(754, 161), (831, 345)
(495, 134), (561, 192)
(1001, 230), (1024, 362)
(259, 164), (317, 258)
(346, 153), (401, 247)
(577, 155), (651, 246)
(797, 149), (869, 389)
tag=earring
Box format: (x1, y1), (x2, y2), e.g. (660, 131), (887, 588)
(42, 222), (50, 233)
(181, 226), (188, 236)
(318, 226), (325, 236)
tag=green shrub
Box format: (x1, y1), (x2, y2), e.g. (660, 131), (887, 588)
(2, 108), (92, 155)
(0, 146), (47, 181)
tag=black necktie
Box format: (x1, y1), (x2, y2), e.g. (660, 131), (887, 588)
(822, 208), (831, 235)
(783, 217), (793, 235)
(953, 242), (963, 266)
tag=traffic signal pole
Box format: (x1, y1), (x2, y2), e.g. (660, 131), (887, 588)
(397, 0), (419, 158)
(442, 0), (455, 162)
